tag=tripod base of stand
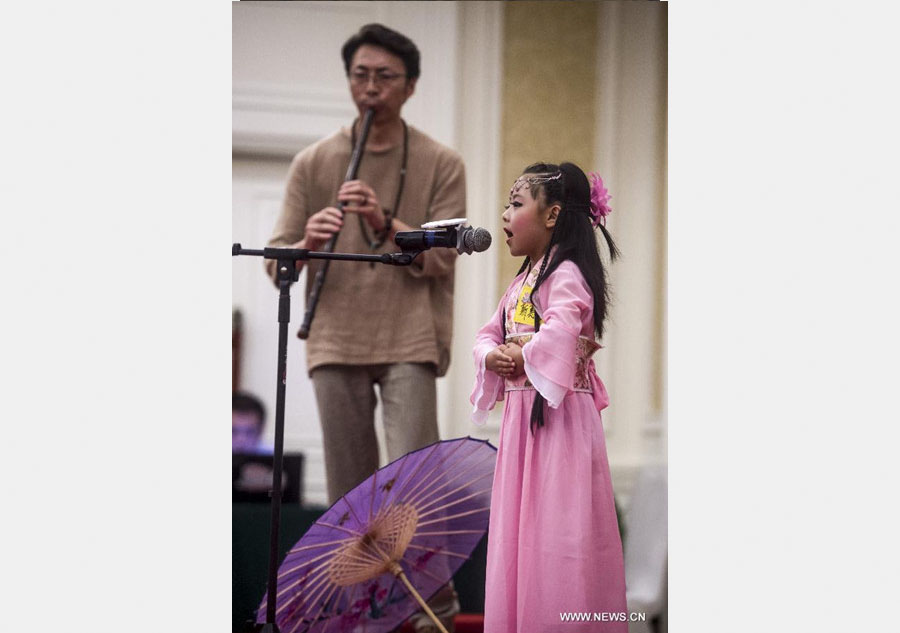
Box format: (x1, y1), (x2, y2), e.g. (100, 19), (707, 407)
(253, 623), (279, 633)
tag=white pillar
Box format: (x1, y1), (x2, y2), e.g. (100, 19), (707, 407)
(595, 2), (668, 494)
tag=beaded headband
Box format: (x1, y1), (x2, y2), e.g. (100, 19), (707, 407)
(510, 170), (612, 228)
(509, 172), (562, 197)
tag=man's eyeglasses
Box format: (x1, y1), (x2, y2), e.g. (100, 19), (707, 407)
(349, 69), (406, 87)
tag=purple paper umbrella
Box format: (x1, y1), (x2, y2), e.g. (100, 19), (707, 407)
(257, 436), (496, 633)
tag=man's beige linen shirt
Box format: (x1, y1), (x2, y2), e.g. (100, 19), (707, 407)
(267, 125), (466, 377)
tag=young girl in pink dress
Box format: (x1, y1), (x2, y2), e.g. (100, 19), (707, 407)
(471, 162), (627, 632)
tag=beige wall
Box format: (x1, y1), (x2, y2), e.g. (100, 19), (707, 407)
(497, 1), (668, 490)
(499, 1), (600, 285)
(594, 2), (668, 478)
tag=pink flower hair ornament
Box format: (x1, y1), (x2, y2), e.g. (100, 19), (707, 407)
(588, 171), (612, 227)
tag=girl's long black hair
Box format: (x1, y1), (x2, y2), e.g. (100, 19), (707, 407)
(501, 162), (619, 433)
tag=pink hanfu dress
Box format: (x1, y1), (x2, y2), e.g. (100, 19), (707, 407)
(471, 258), (627, 632)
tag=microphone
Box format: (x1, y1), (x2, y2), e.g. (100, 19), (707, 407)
(394, 225), (492, 255)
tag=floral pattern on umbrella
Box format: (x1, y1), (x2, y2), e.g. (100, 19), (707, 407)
(258, 436), (496, 633)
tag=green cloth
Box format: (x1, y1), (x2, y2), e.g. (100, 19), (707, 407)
(233, 504), (326, 632)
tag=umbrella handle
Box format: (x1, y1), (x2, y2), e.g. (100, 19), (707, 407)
(389, 564), (450, 633)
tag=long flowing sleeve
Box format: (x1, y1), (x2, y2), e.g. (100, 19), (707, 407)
(521, 262), (593, 409)
(470, 295), (507, 425)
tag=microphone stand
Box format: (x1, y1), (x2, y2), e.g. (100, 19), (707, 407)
(231, 242), (424, 633)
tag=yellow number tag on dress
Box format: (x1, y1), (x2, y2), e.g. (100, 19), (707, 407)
(513, 283), (543, 326)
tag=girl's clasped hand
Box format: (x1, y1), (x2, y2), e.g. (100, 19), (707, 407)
(485, 342), (523, 378)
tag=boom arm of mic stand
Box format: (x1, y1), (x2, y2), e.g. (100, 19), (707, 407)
(232, 243), (424, 266)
